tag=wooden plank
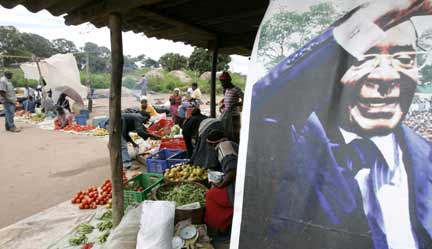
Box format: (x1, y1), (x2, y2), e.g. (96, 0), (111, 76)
(108, 13), (125, 228)
(64, 0), (162, 25)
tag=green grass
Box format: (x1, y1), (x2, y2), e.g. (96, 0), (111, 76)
(1, 66), (246, 94)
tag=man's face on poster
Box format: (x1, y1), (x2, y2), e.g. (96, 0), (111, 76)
(340, 22), (420, 135)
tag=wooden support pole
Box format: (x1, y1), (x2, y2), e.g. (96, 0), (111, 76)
(210, 41), (219, 118)
(86, 52), (93, 112)
(108, 13), (124, 227)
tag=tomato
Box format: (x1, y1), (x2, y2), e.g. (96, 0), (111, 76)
(84, 204), (89, 209)
(79, 204), (84, 209)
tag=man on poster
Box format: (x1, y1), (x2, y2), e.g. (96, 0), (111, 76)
(243, 1), (432, 249)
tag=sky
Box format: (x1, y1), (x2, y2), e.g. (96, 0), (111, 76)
(0, 5), (250, 74)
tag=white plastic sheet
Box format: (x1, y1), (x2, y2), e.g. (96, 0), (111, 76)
(20, 53), (88, 102)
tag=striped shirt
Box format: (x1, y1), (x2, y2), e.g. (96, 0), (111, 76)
(223, 86), (243, 112)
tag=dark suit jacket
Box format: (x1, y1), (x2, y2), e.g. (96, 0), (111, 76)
(240, 27), (432, 249)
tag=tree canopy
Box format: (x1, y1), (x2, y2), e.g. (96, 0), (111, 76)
(159, 53), (188, 71)
(257, 2), (339, 68)
(188, 47), (231, 74)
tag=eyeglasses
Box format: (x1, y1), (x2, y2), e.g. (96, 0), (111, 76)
(351, 51), (432, 71)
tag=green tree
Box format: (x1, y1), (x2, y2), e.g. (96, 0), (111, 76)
(188, 47), (231, 74)
(52, 38), (78, 54)
(0, 26), (30, 66)
(144, 58), (159, 68)
(21, 32), (55, 58)
(123, 55), (138, 73)
(81, 42), (111, 73)
(159, 53), (188, 71)
(258, 2), (339, 68)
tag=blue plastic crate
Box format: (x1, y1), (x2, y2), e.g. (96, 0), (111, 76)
(75, 114), (87, 125)
(167, 150), (189, 167)
(146, 149), (182, 173)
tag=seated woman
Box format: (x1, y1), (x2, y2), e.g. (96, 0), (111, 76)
(22, 95), (36, 113)
(54, 106), (73, 129)
(190, 118), (224, 169)
(204, 130), (238, 238)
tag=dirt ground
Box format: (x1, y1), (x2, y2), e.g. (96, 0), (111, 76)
(0, 94), (216, 229)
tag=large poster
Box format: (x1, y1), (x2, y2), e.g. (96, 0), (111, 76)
(232, 0), (432, 248)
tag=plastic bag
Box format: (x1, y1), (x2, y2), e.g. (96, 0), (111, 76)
(136, 201), (176, 249)
(103, 205), (142, 249)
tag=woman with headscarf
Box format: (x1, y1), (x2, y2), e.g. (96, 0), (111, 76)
(190, 118), (224, 170)
(169, 88), (182, 123)
(204, 129), (238, 239)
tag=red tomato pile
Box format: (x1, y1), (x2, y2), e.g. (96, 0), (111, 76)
(71, 180), (111, 209)
(71, 172), (129, 210)
(63, 124), (96, 132)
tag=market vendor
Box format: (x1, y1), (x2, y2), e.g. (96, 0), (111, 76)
(22, 95), (36, 113)
(190, 118), (224, 169)
(54, 106), (73, 129)
(182, 107), (208, 157)
(204, 130), (238, 237)
(121, 112), (161, 169)
(140, 96), (158, 117)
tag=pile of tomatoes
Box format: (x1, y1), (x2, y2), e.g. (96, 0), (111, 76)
(71, 180), (112, 209)
(63, 124), (96, 132)
(72, 172), (129, 210)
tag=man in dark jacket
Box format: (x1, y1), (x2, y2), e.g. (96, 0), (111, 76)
(121, 112), (160, 169)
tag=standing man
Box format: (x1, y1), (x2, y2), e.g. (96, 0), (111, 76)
(138, 74), (148, 97)
(219, 71), (243, 143)
(242, 1), (432, 249)
(0, 71), (20, 132)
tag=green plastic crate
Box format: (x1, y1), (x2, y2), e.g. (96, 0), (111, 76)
(123, 173), (164, 208)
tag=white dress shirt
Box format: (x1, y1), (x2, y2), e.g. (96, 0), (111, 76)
(340, 128), (417, 249)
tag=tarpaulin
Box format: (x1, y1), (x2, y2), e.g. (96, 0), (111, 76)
(20, 53), (88, 102)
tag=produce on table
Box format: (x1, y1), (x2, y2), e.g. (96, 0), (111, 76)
(93, 128), (109, 136)
(97, 220), (113, 232)
(164, 164), (208, 182)
(69, 233), (88, 246)
(98, 232), (110, 244)
(158, 183), (206, 206)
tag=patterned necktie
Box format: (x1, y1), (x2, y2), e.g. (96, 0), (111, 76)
(346, 138), (394, 248)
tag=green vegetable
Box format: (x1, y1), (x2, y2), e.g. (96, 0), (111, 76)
(69, 233), (87, 246)
(97, 220), (113, 231)
(76, 223), (94, 235)
(97, 210), (112, 221)
(158, 183), (206, 206)
(98, 231), (110, 244)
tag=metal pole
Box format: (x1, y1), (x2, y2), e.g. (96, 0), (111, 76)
(108, 13), (124, 227)
(210, 40), (219, 118)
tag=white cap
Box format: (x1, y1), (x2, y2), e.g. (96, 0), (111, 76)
(140, 95), (148, 101)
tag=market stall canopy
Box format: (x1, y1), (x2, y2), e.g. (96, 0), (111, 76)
(20, 53), (88, 102)
(0, 0), (268, 55)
